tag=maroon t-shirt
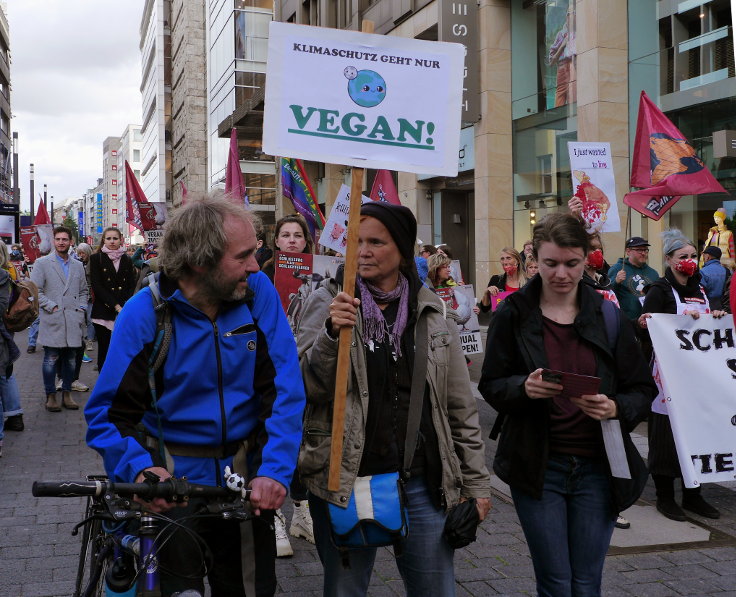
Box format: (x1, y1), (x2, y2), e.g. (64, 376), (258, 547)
(542, 317), (603, 458)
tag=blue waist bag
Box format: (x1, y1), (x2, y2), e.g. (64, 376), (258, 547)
(327, 472), (409, 548)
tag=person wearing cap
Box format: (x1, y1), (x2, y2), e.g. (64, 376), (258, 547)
(296, 201), (491, 597)
(699, 245), (728, 309)
(607, 237), (659, 320)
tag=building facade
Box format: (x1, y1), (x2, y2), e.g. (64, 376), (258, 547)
(102, 137), (122, 235)
(140, 0), (173, 207)
(0, 4), (13, 213)
(117, 124), (144, 243)
(272, 0), (735, 288)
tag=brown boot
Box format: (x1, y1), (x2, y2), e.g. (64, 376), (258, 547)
(62, 391), (79, 410)
(45, 393), (61, 412)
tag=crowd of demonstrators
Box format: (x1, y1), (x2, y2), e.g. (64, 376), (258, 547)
(85, 193), (306, 596)
(607, 236), (659, 321)
(478, 247), (527, 313)
(261, 213), (316, 558)
(30, 226), (88, 413)
(89, 227), (137, 372)
(638, 229), (727, 522)
(297, 202), (491, 597)
(480, 213), (656, 597)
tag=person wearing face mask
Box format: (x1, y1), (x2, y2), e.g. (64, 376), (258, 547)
(479, 248), (527, 312)
(582, 234), (618, 307)
(89, 227), (137, 372)
(639, 229), (727, 522)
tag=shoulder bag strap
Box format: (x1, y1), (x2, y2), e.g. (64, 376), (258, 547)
(403, 312), (429, 477)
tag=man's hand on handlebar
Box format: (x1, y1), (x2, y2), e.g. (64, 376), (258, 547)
(248, 476), (287, 515)
(134, 467), (183, 513)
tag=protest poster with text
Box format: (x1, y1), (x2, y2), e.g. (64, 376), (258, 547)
(567, 142), (621, 233)
(434, 284), (482, 355)
(263, 22), (465, 176)
(274, 251), (344, 333)
(319, 184), (370, 254)
(648, 313), (736, 487)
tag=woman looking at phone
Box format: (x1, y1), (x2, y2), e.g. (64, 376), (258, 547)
(479, 213), (655, 597)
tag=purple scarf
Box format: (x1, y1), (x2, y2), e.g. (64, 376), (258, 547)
(356, 273), (409, 357)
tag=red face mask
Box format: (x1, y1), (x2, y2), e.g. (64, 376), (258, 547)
(586, 249), (604, 270)
(502, 263), (518, 275)
(674, 259), (697, 277)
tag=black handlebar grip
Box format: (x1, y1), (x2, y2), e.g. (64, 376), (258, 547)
(32, 480), (103, 497)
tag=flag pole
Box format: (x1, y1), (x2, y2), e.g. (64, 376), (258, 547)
(328, 19), (374, 492)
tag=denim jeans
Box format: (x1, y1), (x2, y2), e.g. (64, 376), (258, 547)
(85, 301), (95, 341)
(42, 347), (78, 394)
(28, 317), (39, 347)
(1, 374), (22, 417)
(511, 454), (615, 597)
(309, 477), (455, 597)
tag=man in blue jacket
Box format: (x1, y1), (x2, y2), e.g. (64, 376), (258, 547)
(85, 193), (306, 596)
(700, 245), (728, 309)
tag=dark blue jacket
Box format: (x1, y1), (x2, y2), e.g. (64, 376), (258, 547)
(85, 271), (306, 488)
(699, 259), (727, 308)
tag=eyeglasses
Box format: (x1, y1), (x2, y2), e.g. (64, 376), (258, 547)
(629, 247), (649, 253)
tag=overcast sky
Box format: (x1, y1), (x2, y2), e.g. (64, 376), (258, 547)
(8, 0), (145, 213)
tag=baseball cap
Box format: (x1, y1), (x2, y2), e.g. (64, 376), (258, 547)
(625, 237), (650, 249)
(703, 246), (722, 260)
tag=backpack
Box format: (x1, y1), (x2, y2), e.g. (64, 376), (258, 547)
(4, 279), (40, 333)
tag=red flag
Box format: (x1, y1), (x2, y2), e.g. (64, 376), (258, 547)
(623, 91), (728, 220)
(225, 128), (248, 205)
(34, 200), (50, 225)
(124, 161), (157, 232)
(369, 170), (401, 206)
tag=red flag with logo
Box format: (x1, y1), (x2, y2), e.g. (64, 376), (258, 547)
(623, 91), (728, 220)
(225, 128), (248, 205)
(369, 170), (401, 205)
(34, 200), (51, 225)
(125, 161), (157, 232)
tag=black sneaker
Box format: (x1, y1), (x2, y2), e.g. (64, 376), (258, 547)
(4, 414), (23, 431)
(682, 495), (720, 519)
(26, 346), (36, 353)
(656, 498), (687, 521)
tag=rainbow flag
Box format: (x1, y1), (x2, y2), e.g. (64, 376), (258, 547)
(281, 157), (325, 237)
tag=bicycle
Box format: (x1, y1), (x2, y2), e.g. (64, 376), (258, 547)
(32, 468), (253, 597)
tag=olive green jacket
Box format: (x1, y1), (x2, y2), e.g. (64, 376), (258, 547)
(296, 279), (491, 509)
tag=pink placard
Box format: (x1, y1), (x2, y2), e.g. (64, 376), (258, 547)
(491, 290), (514, 312)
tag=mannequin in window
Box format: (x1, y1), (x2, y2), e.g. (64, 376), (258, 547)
(701, 208), (734, 270)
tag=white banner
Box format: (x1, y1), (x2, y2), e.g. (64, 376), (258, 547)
(263, 22), (465, 176)
(647, 313), (736, 487)
(567, 142), (621, 233)
(319, 184), (370, 254)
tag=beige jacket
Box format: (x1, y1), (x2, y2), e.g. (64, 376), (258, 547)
(296, 280), (491, 509)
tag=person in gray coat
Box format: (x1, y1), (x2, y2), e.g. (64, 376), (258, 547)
(30, 226), (88, 412)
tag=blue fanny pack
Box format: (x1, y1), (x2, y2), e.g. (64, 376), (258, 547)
(327, 472), (408, 547)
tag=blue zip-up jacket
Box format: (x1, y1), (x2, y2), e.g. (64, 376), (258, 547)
(85, 270), (306, 488)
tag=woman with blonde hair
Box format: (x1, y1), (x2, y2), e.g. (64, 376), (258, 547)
(479, 247), (527, 312)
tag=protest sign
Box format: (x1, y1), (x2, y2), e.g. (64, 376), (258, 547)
(491, 290), (514, 312)
(263, 21), (465, 176)
(273, 251), (344, 333)
(567, 142), (621, 233)
(434, 284), (482, 355)
(648, 313), (736, 487)
(319, 184), (370, 254)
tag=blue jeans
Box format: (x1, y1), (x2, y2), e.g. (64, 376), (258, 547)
(42, 347), (78, 394)
(309, 477), (455, 597)
(1, 374), (22, 417)
(28, 317), (39, 347)
(511, 454), (615, 597)
(85, 301), (95, 341)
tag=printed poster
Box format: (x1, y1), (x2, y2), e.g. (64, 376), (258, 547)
(491, 290), (514, 312)
(647, 313), (736, 487)
(319, 184), (370, 255)
(435, 284), (482, 355)
(263, 21), (465, 176)
(567, 142), (621, 233)
(274, 251), (344, 333)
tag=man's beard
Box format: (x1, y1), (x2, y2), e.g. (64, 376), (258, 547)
(201, 268), (249, 302)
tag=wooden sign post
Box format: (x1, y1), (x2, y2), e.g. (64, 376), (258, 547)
(327, 20), (373, 492)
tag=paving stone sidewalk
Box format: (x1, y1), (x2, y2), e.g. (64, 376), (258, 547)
(1, 333), (735, 596)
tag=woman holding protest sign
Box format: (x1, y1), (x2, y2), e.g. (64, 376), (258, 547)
(261, 213), (316, 556)
(639, 229), (726, 522)
(478, 248), (526, 312)
(297, 201), (491, 597)
(479, 213), (655, 597)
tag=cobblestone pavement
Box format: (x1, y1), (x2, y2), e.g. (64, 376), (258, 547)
(1, 332), (735, 596)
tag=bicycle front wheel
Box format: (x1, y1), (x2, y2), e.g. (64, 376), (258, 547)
(74, 509), (111, 597)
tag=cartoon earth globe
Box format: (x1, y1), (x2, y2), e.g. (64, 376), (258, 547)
(346, 69), (387, 108)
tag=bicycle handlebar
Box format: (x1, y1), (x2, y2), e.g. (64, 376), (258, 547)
(32, 478), (242, 500)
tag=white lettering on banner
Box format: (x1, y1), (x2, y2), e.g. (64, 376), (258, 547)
(647, 313), (736, 487)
